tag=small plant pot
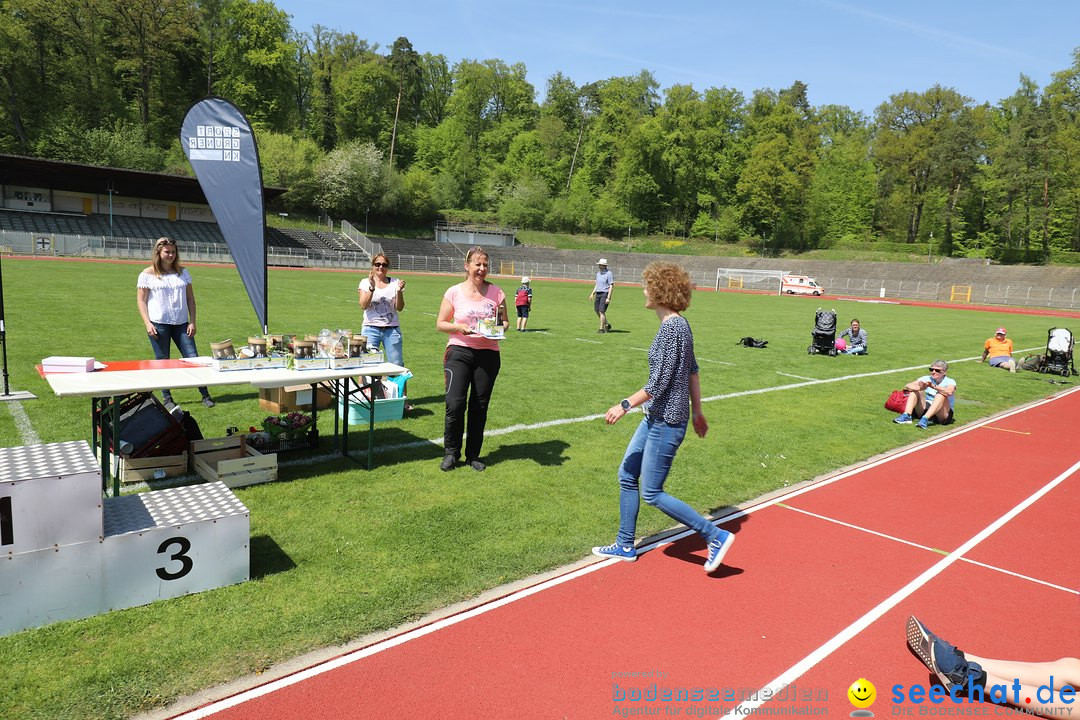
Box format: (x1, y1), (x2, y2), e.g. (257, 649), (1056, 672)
(247, 336), (268, 358)
(293, 340), (315, 359)
(210, 339), (235, 359)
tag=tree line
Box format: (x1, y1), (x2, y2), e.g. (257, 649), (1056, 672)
(3, 0), (1080, 260)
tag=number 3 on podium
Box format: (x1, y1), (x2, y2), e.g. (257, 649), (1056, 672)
(156, 537), (194, 580)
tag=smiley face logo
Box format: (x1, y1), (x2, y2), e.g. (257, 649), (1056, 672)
(847, 678), (876, 709)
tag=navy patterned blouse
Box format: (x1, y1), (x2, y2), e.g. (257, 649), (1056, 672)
(643, 315), (700, 425)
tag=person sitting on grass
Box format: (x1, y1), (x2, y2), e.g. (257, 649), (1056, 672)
(980, 327), (1016, 373)
(907, 616), (1078, 718)
(838, 318), (868, 355)
(893, 360), (955, 429)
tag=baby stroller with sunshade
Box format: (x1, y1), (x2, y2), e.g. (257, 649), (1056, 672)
(807, 308), (838, 356)
(1041, 327), (1076, 377)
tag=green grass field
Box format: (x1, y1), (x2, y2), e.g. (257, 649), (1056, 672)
(0, 257), (1072, 720)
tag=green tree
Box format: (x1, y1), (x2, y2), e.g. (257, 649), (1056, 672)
(258, 130), (324, 211)
(314, 139), (390, 217)
(873, 85), (972, 244)
(106, 0), (200, 138)
(387, 36), (420, 168)
(806, 105), (875, 245)
(214, 0), (298, 131)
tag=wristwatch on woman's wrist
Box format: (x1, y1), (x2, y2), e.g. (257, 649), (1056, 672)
(620, 399), (632, 412)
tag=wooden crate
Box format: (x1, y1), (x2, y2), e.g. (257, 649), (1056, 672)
(115, 452), (188, 484)
(191, 436), (277, 489)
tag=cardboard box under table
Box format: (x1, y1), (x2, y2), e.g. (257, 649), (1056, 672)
(258, 384), (334, 414)
(191, 436), (277, 488)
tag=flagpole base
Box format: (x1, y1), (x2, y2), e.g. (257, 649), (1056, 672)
(0, 391), (36, 402)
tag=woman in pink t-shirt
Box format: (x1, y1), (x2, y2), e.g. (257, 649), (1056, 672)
(435, 246), (508, 472)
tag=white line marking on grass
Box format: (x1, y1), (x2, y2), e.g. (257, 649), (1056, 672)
(630, 349), (730, 369)
(778, 504), (1078, 595)
(575, 338), (603, 344)
(730, 456), (1080, 716)
(776, 372), (817, 381)
(366, 355), (996, 457)
(4, 401), (40, 445)
(173, 388), (1080, 720)
(421, 312), (438, 317)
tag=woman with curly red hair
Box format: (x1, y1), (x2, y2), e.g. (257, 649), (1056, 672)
(592, 261), (734, 573)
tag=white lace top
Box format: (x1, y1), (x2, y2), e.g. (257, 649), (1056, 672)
(137, 269), (193, 325)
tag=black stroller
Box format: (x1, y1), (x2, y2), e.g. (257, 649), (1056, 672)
(808, 308), (838, 356)
(1042, 327), (1076, 376)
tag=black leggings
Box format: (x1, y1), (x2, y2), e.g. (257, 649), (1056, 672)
(443, 345), (501, 461)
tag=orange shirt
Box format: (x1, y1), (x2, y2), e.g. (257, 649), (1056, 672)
(983, 337), (1013, 359)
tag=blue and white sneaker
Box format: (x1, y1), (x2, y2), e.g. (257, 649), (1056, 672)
(917, 416), (929, 429)
(894, 413), (913, 424)
(931, 638), (985, 693)
(704, 530), (734, 573)
(592, 542), (637, 562)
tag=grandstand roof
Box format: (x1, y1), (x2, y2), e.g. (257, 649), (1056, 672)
(0, 154), (286, 204)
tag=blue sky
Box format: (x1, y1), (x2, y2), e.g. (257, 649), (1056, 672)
(275, 0), (1080, 116)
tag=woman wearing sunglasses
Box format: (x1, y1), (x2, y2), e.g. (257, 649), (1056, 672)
(358, 253), (408, 405)
(893, 360), (956, 429)
(136, 237), (215, 408)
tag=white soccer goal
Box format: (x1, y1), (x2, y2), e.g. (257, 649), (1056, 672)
(715, 268), (786, 295)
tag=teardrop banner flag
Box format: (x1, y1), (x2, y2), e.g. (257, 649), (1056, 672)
(180, 97), (268, 332)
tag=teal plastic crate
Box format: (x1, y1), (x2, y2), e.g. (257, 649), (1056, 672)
(339, 397), (405, 425)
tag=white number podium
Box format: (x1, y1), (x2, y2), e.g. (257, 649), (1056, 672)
(0, 441), (249, 636)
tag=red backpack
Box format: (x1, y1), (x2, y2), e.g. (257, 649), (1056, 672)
(515, 288), (530, 306)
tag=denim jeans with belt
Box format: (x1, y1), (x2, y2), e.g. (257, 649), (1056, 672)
(362, 325), (404, 366)
(616, 416), (719, 547)
(148, 322), (210, 399)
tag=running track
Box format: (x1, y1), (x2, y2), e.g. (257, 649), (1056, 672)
(170, 388), (1079, 719)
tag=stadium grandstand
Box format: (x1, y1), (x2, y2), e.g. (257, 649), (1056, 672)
(0, 154), (367, 266)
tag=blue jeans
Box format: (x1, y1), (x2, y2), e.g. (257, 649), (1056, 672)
(616, 417), (720, 546)
(148, 322), (210, 399)
(362, 325), (404, 366)
(845, 346), (866, 355)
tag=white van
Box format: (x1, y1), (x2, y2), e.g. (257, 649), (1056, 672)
(781, 275), (825, 296)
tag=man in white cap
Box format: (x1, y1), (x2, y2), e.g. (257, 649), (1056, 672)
(591, 258), (614, 333)
(980, 327), (1016, 372)
(514, 276), (533, 332)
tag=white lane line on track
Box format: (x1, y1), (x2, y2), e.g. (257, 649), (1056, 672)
(730, 465), (1080, 713)
(777, 503), (1077, 595)
(172, 388), (1080, 720)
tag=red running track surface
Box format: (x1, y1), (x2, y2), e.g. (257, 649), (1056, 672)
(176, 389), (1080, 719)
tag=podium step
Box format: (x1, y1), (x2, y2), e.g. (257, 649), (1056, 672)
(1, 440), (102, 555)
(105, 481), (248, 536)
(1, 481), (249, 637)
